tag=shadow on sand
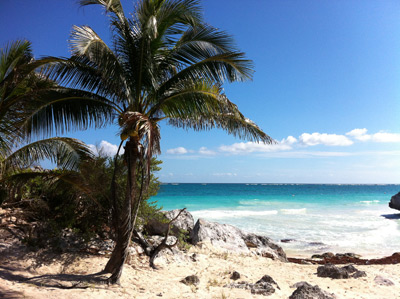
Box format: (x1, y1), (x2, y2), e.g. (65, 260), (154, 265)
(0, 242), (112, 291)
(0, 265), (110, 290)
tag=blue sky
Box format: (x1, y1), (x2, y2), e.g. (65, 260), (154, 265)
(1, 0), (399, 183)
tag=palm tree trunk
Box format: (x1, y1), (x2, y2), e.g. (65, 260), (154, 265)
(104, 139), (138, 284)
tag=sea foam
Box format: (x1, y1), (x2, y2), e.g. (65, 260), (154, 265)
(280, 208), (307, 215)
(192, 209), (278, 219)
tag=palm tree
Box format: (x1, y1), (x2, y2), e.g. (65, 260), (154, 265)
(43, 0), (273, 283)
(0, 40), (94, 203)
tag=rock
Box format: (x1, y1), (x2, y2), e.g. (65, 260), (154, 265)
(250, 282), (275, 296)
(317, 264), (366, 279)
(164, 209), (194, 233)
(321, 252), (335, 259)
(389, 192), (400, 211)
(243, 233), (287, 262)
(147, 235), (177, 247)
(180, 275), (200, 286)
(144, 217), (170, 236)
(190, 219), (249, 252)
(317, 264), (350, 279)
(289, 284), (336, 299)
(281, 239), (295, 243)
(145, 210), (194, 237)
(374, 275), (395, 286)
(190, 219), (287, 261)
(290, 281), (313, 289)
(225, 275), (278, 296)
(311, 254), (324, 259)
(256, 275), (279, 289)
(230, 271), (241, 280)
(336, 253), (361, 259)
(352, 270), (367, 278)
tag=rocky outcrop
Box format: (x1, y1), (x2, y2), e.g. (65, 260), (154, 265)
(190, 219), (248, 252)
(244, 233), (287, 261)
(144, 209), (194, 236)
(289, 282), (336, 299)
(164, 209), (194, 233)
(389, 192), (400, 211)
(190, 218), (287, 261)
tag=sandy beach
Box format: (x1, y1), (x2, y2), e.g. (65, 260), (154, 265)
(1, 241), (399, 299)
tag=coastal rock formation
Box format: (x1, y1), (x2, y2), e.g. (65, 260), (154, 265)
(144, 209), (194, 236)
(190, 218), (287, 261)
(164, 209), (194, 233)
(190, 219), (248, 252)
(244, 233), (287, 261)
(289, 282), (336, 299)
(317, 264), (366, 279)
(389, 192), (400, 211)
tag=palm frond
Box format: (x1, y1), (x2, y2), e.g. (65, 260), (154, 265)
(20, 88), (116, 137)
(4, 137), (94, 173)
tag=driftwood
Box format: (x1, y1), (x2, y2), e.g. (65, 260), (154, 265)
(149, 208), (186, 269)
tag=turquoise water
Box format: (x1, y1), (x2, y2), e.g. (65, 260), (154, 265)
(152, 184), (400, 258)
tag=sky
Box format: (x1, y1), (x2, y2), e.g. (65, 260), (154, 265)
(1, 0), (399, 183)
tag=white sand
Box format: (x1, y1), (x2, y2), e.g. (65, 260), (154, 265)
(0, 243), (399, 298)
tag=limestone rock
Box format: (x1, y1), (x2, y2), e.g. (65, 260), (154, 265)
(164, 209), (194, 233)
(145, 209), (194, 236)
(190, 218), (287, 261)
(244, 233), (287, 262)
(389, 192), (400, 211)
(190, 219), (248, 252)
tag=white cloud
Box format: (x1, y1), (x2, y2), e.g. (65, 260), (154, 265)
(219, 140), (293, 154)
(166, 147), (188, 154)
(371, 132), (400, 143)
(346, 128), (400, 143)
(299, 133), (353, 147)
(89, 140), (124, 156)
(198, 147), (216, 155)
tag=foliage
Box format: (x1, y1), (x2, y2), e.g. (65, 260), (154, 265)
(13, 153), (163, 237)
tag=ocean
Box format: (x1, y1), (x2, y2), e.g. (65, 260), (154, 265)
(152, 183), (400, 258)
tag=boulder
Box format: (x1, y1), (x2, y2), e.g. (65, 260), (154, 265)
(190, 219), (248, 252)
(317, 264), (366, 279)
(289, 284), (336, 299)
(190, 218), (287, 261)
(144, 209), (194, 236)
(244, 233), (287, 262)
(389, 192), (400, 211)
(317, 264), (350, 279)
(164, 209), (194, 233)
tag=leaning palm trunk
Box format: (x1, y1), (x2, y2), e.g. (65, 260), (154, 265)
(105, 139), (138, 283)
